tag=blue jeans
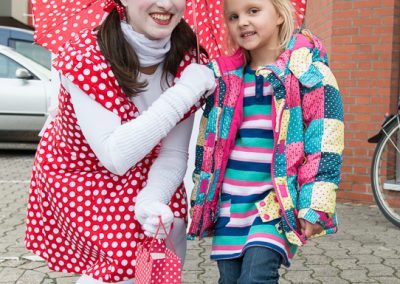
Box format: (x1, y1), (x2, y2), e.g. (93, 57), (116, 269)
(217, 246), (283, 284)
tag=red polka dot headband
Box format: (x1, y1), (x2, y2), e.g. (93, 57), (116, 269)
(103, 0), (126, 20)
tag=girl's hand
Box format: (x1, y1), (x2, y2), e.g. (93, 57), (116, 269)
(299, 218), (323, 238)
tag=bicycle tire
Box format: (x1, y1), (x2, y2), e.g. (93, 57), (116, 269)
(371, 117), (400, 228)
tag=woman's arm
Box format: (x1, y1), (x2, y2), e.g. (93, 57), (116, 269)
(137, 114), (194, 204)
(135, 115), (194, 238)
(39, 68), (61, 136)
(65, 63), (214, 175)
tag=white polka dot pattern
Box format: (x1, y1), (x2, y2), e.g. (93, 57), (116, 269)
(24, 29), (198, 282)
(31, 0), (105, 54)
(291, 0), (308, 26)
(135, 239), (182, 283)
(184, 0), (228, 60)
(32, 0), (307, 56)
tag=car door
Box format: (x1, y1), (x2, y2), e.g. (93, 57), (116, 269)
(0, 52), (47, 131)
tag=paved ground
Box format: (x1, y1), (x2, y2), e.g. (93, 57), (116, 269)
(0, 147), (399, 283)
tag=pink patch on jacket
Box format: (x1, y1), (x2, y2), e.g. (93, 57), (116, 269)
(206, 133), (216, 147)
(200, 179), (209, 194)
(302, 87), (325, 121)
(286, 142), (305, 176)
(285, 75), (302, 108)
(202, 146), (214, 172)
(279, 184), (289, 198)
(298, 152), (322, 185)
(225, 75), (244, 107)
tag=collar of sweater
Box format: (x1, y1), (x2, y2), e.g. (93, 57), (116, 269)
(121, 21), (171, 68)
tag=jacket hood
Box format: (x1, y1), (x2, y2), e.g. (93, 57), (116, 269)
(256, 30), (329, 88)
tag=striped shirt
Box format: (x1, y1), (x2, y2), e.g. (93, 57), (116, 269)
(211, 67), (297, 266)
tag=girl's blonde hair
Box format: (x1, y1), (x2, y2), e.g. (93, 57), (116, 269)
(225, 0), (296, 53)
(271, 0), (296, 50)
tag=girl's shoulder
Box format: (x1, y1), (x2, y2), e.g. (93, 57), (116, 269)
(288, 30), (332, 88)
(289, 30), (328, 60)
(207, 49), (246, 77)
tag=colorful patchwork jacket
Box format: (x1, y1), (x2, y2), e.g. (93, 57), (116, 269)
(187, 31), (344, 246)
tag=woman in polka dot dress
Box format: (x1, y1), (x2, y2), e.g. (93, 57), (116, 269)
(25, 0), (215, 283)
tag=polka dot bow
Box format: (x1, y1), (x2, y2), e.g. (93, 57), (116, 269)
(103, 0), (126, 20)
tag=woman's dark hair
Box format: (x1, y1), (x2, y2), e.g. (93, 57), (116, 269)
(96, 6), (206, 97)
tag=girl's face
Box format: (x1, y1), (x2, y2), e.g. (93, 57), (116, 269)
(121, 0), (186, 40)
(224, 0), (283, 54)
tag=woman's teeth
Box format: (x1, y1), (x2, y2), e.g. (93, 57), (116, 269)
(151, 14), (171, 21)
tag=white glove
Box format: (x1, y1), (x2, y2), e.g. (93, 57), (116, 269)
(135, 200), (174, 239)
(176, 63), (216, 100)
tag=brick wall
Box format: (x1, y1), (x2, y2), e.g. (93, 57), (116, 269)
(305, 0), (400, 203)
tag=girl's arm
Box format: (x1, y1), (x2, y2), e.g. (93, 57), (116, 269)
(296, 52), (344, 225)
(190, 88), (216, 217)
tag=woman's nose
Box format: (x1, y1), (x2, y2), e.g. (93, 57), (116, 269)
(156, 0), (174, 10)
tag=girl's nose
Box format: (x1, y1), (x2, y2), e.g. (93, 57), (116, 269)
(238, 17), (249, 27)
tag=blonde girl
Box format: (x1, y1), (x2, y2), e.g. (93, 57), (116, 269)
(189, 0), (344, 283)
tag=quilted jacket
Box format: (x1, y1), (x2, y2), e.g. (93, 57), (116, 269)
(188, 30), (344, 246)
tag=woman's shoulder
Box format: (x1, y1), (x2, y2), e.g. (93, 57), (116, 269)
(54, 29), (101, 64)
(53, 28), (109, 76)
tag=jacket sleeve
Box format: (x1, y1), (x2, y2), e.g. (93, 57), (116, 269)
(189, 62), (217, 216)
(290, 39), (344, 224)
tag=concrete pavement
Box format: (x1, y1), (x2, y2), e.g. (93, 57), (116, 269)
(0, 148), (399, 283)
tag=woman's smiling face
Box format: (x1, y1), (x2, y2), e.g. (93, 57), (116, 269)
(121, 0), (186, 40)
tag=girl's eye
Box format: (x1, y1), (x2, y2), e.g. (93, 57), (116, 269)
(249, 8), (259, 14)
(228, 14), (239, 21)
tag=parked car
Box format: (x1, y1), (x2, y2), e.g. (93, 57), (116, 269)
(0, 44), (51, 142)
(0, 26), (51, 70)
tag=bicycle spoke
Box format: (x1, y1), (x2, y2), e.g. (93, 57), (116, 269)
(371, 119), (400, 228)
(382, 128), (400, 154)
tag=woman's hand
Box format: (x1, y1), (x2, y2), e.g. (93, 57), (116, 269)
(135, 200), (174, 239)
(299, 218), (323, 238)
(177, 63), (216, 99)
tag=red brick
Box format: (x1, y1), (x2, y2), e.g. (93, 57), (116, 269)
(305, 0), (399, 204)
(354, 1), (380, 9)
(353, 183), (368, 192)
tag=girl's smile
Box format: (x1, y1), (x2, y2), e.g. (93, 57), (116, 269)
(224, 0), (284, 66)
(241, 30), (257, 39)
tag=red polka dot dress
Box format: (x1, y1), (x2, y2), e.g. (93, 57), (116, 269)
(25, 29), (199, 282)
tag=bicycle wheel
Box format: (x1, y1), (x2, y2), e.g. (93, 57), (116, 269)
(371, 117), (400, 227)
